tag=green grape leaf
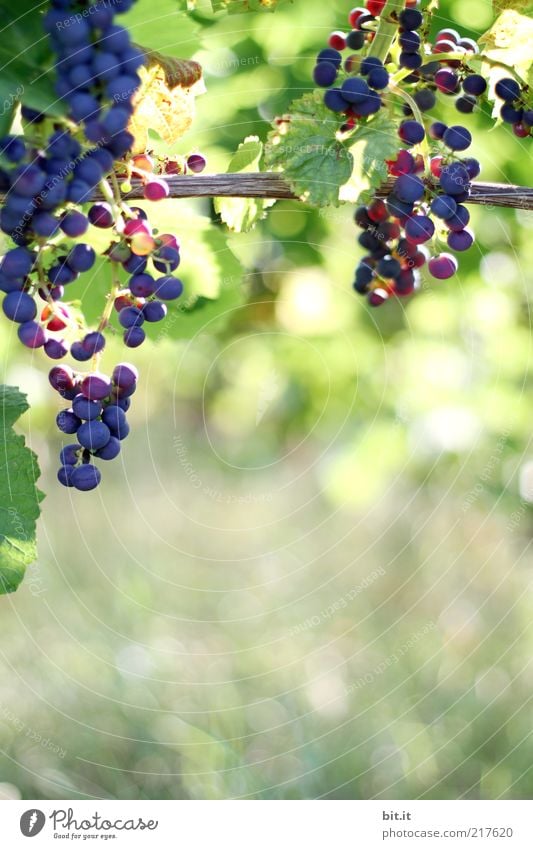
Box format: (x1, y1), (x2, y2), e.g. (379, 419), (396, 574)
(265, 91), (354, 207)
(340, 113), (399, 204)
(492, 1), (533, 12)
(211, 0), (285, 12)
(214, 136), (275, 232)
(479, 10), (533, 98)
(120, 0), (202, 60)
(0, 1), (67, 121)
(0, 386), (43, 595)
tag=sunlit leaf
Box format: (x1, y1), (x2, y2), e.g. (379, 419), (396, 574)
(0, 386), (43, 595)
(265, 91), (353, 206)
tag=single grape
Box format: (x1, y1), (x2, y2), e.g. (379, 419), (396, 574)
(2, 291), (36, 323)
(314, 62), (337, 87)
(112, 362), (138, 389)
(95, 436), (121, 460)
(57, 410), (82, 434)
(442, 125), (472, 151)
(405, 215), (435, 244)
(77, 420), (111, 451)
(394, 174), (425, 203)
(428, 253), (458, 279)
(154, 275), (184, 300)
(123, 326), (146, 347)
(430, 195), (457, 220)
(71, 464), (102, 491)
(58, 465), (75, 487)
(447, 229), (474, 251)
(462, 74), (487, 96)
(80, 373), (112, 401)
(398, 120), (425, 145)
(119, 306), (144, 328)
(88, 203), (114, 228)
(495, 78), (521, 102)
(60, 444), (81, 466)
(67, 244), (96, 273)
(44, 338), (68, 360)
(18, 321), (46, 348)
(72, 394), (103, 421)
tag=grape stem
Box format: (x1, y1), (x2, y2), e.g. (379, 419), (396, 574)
(93, 262), (122, 369)
(388, 82), (431, 172)
(368, 0), (404, 64)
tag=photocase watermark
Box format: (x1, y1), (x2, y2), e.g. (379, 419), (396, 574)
(0, 702), (66, 759)
(287, 567), (386, 637)
(345, 621), (437, 695)
(462, 429), (510, 512)
(173, 435), (273, 503)
(54, 0), (124, 30)
(0, 85), (23, 119)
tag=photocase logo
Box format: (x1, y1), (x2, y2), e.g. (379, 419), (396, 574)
(20, 810), (46, 837)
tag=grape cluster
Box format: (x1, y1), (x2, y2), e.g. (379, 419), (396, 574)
(0, 0), (144, 362)
(352, 120), (480, 306)
(0, 1), (188, 490)
(494, 78), (533, 138)
(50, 362), (137, 491)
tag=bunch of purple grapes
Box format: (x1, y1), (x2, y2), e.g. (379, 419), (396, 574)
(0, 0), (188, 490)
(50, 362), (137, 491)
(352, 119), (480, 306)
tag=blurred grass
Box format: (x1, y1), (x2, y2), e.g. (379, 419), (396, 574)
(1, 0), (533, 801)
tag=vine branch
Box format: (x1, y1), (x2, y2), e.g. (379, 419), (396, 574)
(2, 175), (533, 209)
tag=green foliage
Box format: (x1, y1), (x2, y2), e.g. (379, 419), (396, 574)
(0, 1), (66, 127)
(0, 386), (43, 595)
(265, 91), (354, 206)
(341, 113), (399, 203)
(214, 136), (275, 232)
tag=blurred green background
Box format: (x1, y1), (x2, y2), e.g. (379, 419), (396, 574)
(1, 0), (533, 800)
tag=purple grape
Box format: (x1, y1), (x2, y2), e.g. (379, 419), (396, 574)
(128, 273), (155, 297)
(70, 341), (92, 362)
(394, 174), (425, 203)
(112, 362), (138, 389)
(317, 48), (342, 68)
(405, 215), (435, 244)
(80, 373), (112, 400)
(95, 436), (121, 460)
(49, 365), (75, 393)
(72, 394), (103, 421)
(119, 306), (144, 328)
(154, 275), (184, 300)
(431, 195), (457, 219)
(442, 125), (472, 151)
(152, 247), (180, 273)
(314, 62), (337, 87)
(81, 331), (106, 355)
(1, 247), (35, 278)
(123, 326), (145, 347)
(462, 74), (487, 96)
(57, 410), (82, 434)
(446, 204), (470, 231)
(398, 120), (425, 145)
(67, 244), (96, 273)
(495, 78), (521, 102)
(18, 321), (46, 348)
(71, 464), (102, 491)
(434, 69), (459, 94)
(447, 229), (474, 251)
(324, 88), (348, 112)
(44, 338), (68, 359)
(77, 420), (111, 451)
(143, 300), (167, 322)
(88, 203), (114, 228)
(428, 253), (458, 279)
(60, 444), (81, 466)
(2, 291), (36, 323)
(58, 465), (75, 487)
